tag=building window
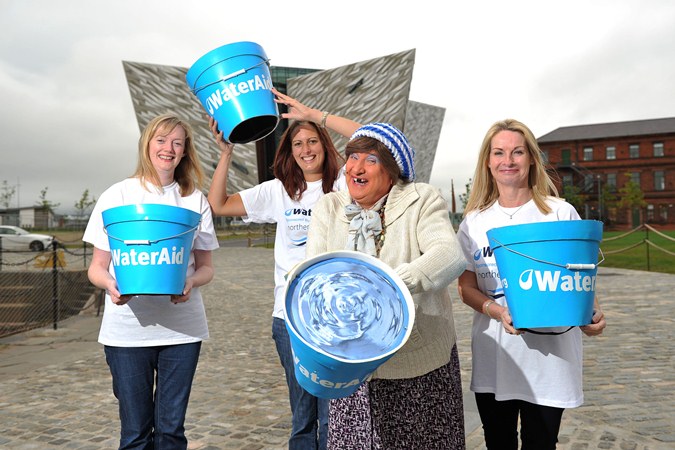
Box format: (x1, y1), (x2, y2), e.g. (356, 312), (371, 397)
(561, 149), (571, 166)
(630, 172), (640, 185)
(541, 150), (549, 164)
(647, 204), (654, 221)
(606, 146), (616, 160)
(607, 173), (617, 191)
(562, 174), (573, 188)
(583, 146), (593, 161)
(653, 142), (664, 157)
(629, 144), (640, 158)
(654, 171), (665, 191)
(659, 204), (668, 222)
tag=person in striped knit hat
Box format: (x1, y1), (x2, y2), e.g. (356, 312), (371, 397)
(305, 122), (467, 449)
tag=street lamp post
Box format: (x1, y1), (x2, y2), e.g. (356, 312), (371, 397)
(597, 174), (603, 221)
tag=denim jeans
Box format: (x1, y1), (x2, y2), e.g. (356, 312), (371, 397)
(272, 317), (328, 450)
(104, 342), (202, 450)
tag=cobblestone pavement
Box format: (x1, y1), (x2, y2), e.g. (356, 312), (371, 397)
(0, 247), (673, 449)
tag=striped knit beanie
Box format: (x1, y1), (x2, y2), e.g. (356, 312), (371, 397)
(350, 122), (416, 182)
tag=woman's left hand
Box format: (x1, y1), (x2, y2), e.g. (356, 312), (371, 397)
(171, 278), (194, 304)
(580, 309), (606, 336)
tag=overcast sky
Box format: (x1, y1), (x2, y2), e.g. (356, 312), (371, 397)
(2, 0), (675, 215)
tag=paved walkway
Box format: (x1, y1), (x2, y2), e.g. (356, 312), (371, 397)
(0, 247), (672, 449)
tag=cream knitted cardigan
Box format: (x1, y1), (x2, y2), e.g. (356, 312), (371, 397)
(306, 181), (467, 379)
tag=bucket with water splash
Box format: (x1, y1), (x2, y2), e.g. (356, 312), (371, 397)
(102, 204), (201, 296)
(186, 41), (279, 144)
(284, 251), (415, 399)
(487, 220), (603, 329)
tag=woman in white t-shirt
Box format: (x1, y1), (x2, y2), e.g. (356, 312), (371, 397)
(84, 114), (219, 449)
(207, 89), (359, 450)
(457, 119), (606, 450)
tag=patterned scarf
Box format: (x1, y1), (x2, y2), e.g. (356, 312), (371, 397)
(344, 195), (388, 257)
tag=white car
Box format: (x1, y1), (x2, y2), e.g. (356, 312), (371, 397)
(0, 225), (55, 251)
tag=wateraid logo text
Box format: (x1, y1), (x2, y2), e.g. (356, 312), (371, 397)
(293, 354), (367, 390)
(514, 269), (596, 292)
(205, 74), (273, 115)
(474, 246), (494, 261)
(112, 246), (185, 267)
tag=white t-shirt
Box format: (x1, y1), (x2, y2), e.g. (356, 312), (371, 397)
(239, 176), (345, 319)
(457, 197), (586, 408)
(83, 178), (219, 347)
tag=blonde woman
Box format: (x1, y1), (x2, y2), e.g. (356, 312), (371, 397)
(84, 114), (218, 449)
(457, 119), (606, 449)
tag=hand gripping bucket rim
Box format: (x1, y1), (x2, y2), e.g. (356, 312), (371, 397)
(284, 250), (415, 399)
(486, 220), (603, 330)
(102, 204), (201, 296)
(185, 41), (279, 144)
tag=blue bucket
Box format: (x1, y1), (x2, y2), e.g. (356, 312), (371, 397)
(284, 251), (415, 399)
(487, 220), (603, 329)
(186, 41), (279, 144)
(102, 204), (201, 296)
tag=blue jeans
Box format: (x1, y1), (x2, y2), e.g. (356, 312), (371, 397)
(104, 342), (202, 450)
(272, 317), (328, 450)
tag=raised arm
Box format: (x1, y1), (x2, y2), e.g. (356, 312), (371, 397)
(206, 117), (247, 217)
(272, 88), (361, 138)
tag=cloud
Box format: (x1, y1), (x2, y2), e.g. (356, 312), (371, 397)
(1, 0), (675, 214)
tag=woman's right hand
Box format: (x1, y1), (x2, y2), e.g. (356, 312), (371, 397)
(209, 117), (234, 154)
(494, 306), (524, 336)
(105, 278), (132, 305)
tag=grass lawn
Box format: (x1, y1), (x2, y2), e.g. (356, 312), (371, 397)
(601, 227), (675, 274)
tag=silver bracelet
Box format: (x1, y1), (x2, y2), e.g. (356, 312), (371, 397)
(320, 111), (329, 129)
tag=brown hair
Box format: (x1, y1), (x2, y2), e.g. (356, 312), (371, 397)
(273, 121), (344, 200)
(345, 136), (404, 183)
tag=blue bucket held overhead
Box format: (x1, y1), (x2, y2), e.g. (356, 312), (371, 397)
(487, 220), (603, 330)
(186, 41), (279, 144)
(102, 204), (201, 296)
(284, 251), (415, 399)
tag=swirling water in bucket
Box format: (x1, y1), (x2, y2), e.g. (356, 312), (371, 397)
(287, 257), (409, 360)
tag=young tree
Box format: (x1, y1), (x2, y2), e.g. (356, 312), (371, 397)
(562, 184), (585, 213)
(616, 174), (647, 211)
(36, 187), (60, 214)
(74, 189), (97, 220)
(459, 178), (472, 211)
(1, 180), (16, 209)
(599, 183), (618, 221)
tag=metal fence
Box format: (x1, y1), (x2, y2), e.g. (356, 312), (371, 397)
(603, 224), (675, 272)
(0, 238), (99, 338)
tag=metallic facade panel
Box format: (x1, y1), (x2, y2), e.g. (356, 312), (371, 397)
(286, 50), (415, 156)
(405, 101), (445, 184)
(123, 61), (259, 195)
(123, 48), (444, 193)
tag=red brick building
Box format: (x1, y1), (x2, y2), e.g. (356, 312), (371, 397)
(537, 117), (675, 228)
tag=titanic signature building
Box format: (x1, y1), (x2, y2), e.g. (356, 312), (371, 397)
(123, 49), (444, 197)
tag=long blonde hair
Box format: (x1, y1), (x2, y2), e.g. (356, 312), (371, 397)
(463, 118), (558, 216)
(133, 114), (205, 196)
